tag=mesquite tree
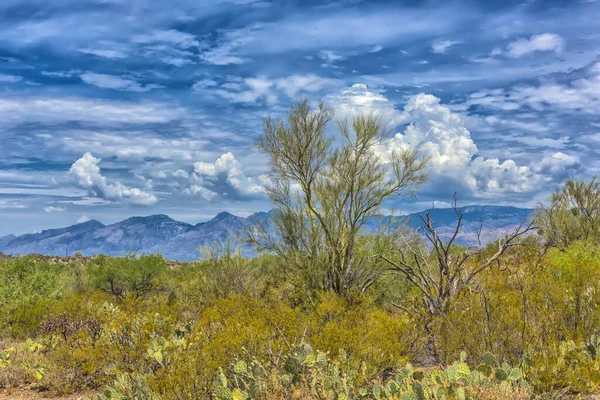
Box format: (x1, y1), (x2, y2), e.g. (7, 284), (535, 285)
(537, 177), (600, 249)
(246, 99), (429, 295)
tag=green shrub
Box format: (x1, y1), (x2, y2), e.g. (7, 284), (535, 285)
(87, 254), (168, 299)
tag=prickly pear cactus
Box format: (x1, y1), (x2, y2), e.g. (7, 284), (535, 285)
(0, 348), (13, 368)
(213, 348), (529, 400)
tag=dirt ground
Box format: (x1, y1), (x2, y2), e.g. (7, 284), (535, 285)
(0, 388), (96, 400)
(1, 387), (599, 399)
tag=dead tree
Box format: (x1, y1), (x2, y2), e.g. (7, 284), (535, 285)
(377, 194), (537, 317)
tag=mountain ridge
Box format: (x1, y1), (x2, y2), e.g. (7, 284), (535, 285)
(0, 205), (534, 261)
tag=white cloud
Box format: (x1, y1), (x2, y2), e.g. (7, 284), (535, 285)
(506, 33), (564, 58)
(192, 79), (218, 91)
(173, 169), (189, 179)
(183, 184), (218, 201)
(79, 48), (128, 59)
(456, 62), (600, 114)
(0, 73), (23, 83)
(534, 152), (580, 177)
(80, 73), (163, 92)
(210, 74), (337, 103)
(44, 206), (66, 213)
(0, 96), (183, 125)
(185, 152), (264, 200)
(0, 200), (27, 209)
(196, 152), (263, 196)
(41, 70), (80, 78)
(330, 85), (580, 198)
(319, 50), (347, 62)
(58, 131), (208, 161)
(200, 28), (253, 65)
(133, 29), (200, 48)
(326, 83), (404, 127)
(61, 197), (112, 206)
(161, 57), (192, 66)
(385, 94), (542, 196)
(275, 75), (337, 98)
(69, 153), (158, 205)
(431, 39), (461, 54)
(228, 6), (468, 55)
(77, 215), (91, 223)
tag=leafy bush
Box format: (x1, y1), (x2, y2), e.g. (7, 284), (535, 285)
(87, 254), (168, 298)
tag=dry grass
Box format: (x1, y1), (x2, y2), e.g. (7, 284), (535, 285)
(0, 388), (95, 400)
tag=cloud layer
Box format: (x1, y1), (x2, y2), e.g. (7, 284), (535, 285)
(0, 0), (598, 234)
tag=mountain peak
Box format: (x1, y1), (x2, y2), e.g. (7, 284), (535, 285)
(120, 214), (176, 225)
(212, 211), (235, 222)
(78, 219), (104, 228)
(145, 214), (175, 222)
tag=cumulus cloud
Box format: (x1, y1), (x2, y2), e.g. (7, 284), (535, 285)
(383, 94), (540, 196)
(506, 33), (564, 58)
(184, 152), (264, 200)
(327, 83), (405, 126)
(534, 152), (580, 178)
(330, 85), (580, 199)
(69, 153), (158, 205)
(80, 73), (163, 92)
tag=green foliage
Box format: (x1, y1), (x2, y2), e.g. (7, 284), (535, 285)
(525, 336), (600, 394)
(1, 236), (600, 397)
(537, 177), (600, 248)
(197, 241), (258, 299)
(0, 255), (74, 338)
(87, 253), (168, 298)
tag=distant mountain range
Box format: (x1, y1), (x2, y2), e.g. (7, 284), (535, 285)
(0, 206), (534, 261)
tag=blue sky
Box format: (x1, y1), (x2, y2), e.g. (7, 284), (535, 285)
(1, 0), (599, 235)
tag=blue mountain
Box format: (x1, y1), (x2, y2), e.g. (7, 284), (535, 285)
(0, 206), (534, 261)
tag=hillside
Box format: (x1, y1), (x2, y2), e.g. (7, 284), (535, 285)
(0, 206), (533, 260)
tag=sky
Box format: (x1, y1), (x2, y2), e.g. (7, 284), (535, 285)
(0, 0), (599, 236)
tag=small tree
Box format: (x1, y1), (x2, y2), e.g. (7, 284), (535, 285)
(537, 177), (600, 249)
(246, 99), (429, 295)
(377, 195), (537, 318)
(88, 254), (167, 299)
(375, 196), (536, 361)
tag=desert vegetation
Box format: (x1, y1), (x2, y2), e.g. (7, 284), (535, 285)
(1, 101), (600, 399)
